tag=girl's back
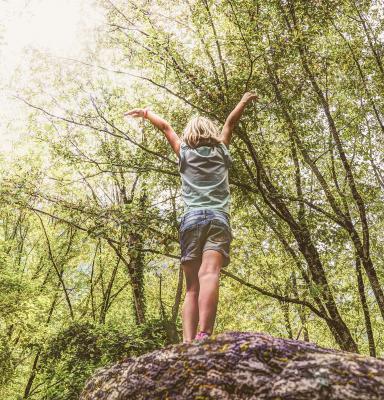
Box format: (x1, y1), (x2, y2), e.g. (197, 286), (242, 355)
(179, 142), (232, 215)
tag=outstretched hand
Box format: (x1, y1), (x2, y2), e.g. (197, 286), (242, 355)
(241, 92), (258, 104)
(124, 108), (147, 118)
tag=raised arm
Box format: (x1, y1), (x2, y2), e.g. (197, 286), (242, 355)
(220, 92), (258, 146)
(124, 108), (181, 156)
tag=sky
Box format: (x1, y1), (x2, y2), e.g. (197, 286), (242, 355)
(0, 0), (105, 152)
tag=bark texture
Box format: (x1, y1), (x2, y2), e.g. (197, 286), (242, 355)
(81, 332), (384, 400)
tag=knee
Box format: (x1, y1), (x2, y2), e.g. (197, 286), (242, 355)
(185, 283), (200, 295)
(198, 263), (221, 280)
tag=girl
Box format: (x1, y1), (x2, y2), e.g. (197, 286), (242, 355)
(125, 92), (257, 342)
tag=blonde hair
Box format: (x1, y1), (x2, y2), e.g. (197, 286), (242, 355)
(182, 116), (222, 148)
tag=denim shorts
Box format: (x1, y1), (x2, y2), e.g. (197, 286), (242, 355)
(179, 209), (233, 267)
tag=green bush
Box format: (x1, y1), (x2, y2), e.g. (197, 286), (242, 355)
(38, 319), (168, 400)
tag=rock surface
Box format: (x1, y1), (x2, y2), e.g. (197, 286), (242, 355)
(80, 332), (384, 399)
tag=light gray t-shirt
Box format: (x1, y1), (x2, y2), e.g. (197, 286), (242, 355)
(178, 142), (232, 215)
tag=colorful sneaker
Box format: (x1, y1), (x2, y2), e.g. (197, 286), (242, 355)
(195, 331), (210, 341)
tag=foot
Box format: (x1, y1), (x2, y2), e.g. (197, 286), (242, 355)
(195, 331), (211, 341)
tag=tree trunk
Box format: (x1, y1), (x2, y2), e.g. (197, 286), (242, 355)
(239, 133), (357, 352)
(355, 256), (376, 357)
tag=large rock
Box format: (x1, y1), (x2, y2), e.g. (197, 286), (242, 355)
(80, 332), (384, 399)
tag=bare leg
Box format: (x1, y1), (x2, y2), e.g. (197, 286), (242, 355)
(198, 250), (224, 335)
(181, 259), (200, 342)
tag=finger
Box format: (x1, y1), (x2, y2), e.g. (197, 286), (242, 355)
(124, 112), (140, 119)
